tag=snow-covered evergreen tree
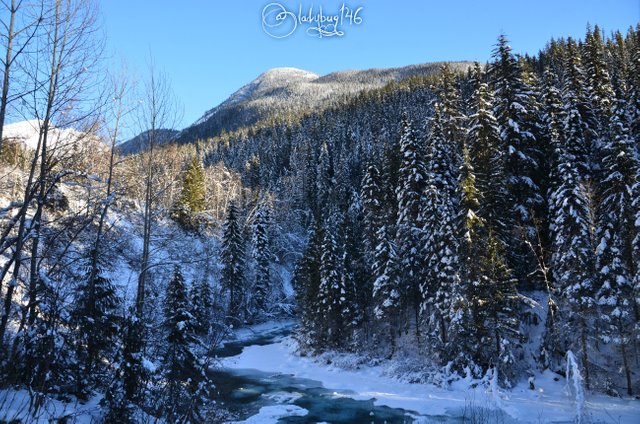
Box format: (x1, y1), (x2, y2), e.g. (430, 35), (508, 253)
(490, 34), (544, 285)
(104, 314), (141, 423)
(564, 37), (598, 151)
(595, 93), (638, 395)
(251, 205), (272, 318)
(420, 104), (460, 352)
(70, 253), (120, 396)
(190, 279), (213, 338)
(221, 201), (246, 322)
(548, 115), (597, 387)
(395, 113), (427, 335)
(316, 142), (335, 213)
(583, 25), (616, 133)
(541, 67), (567, 225)
(437, 63), (465, 155)
(425, 103), (458, 201)
(161, 266), (208, 422)
(467, 63), (509, 239)
(361, 163), (386, 265)
(449, 144), (484, 373)
(627, 25), (640, 141)
(340, 195), (366, 343)
(293, 221), (323, 348)
(372, 224), (401, 355)
(475, 229), (522, 382)
(317, 210), (348, 347)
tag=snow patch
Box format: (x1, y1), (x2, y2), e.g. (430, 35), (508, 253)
(231, 404), (308, 423)
(223, 337), (640, 423)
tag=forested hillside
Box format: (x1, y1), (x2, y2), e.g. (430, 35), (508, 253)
(198, 25), (640, 395)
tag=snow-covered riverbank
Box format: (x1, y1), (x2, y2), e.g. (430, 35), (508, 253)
(222, 325), (640, 423)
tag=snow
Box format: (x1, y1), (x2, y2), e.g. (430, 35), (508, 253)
(189, 68), (320, 127)
(228, 319), (296, 344)
(263, 391), (303, 403)
(222, 334), (640, 423)
(566, 351), (585, 424)
(2, 120), (97, 152)
(142, 357), (158, 373)
(0, 389), (103, 423)
(231, 404), (308, 423)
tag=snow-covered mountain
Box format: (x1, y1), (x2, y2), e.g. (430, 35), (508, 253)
(2, 119), (102, 153)
(176, 62), (474, 143)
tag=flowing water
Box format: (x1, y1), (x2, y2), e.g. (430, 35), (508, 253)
(209, 323), (433, 423)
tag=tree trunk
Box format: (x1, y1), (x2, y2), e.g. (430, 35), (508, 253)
(0, 0), (16, 151)
(618, 319), (633, 396)
(580, 316), (590, 390)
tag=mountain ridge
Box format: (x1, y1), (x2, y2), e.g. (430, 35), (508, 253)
(118, 61), (474, 154)
(176, 61), (474, 144)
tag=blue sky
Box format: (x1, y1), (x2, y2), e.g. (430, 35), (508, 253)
(101, 0), (639, 127)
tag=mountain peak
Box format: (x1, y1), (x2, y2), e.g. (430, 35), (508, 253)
(175, 61), (474, 143)
(258, 67), (319, 79)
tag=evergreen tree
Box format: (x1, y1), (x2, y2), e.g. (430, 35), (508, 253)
(104, 315), (140, 424)
(419, 185), (440, 326)
(421, 104), (460, 351)
(549, 124), (597, 388)
(190, 279), (213, 338)
(251, 205), (272, 318)
(341, 194), (367, 341)
(460, 134), (521, 381)
(22, 277), (73, 398)
(560, 78), (592, 181)
(425, 103), (458, 201)
(595, 94), (638, 395)
(539, 67), (566, 369)
(293, 222), (323, 348)
(372, 224), (401, 356)
(633, 175), (640, 326)
(221, 201), (246, 322)
(541, 67), (567, 224)
(360, 163), (386, 329)
(395, 113), (427, 336)
(173, 156), (206, 229)
(583, 25), (616, 133)
(627, 25), (640, 141)
(467, 63), (508, 238)
(316, 142), (334, 215)
(118, 313), (146, 410)
(490, 34), (544, 286)
(437, 63), (465, 155)
(317, 210), (348, 347)
(449, 145), (485, 373)
(361, 163), (386, 266)
(161, 266), (207, 422)
(477, 230), (521, 382)
(427, 190), (459, 354)
(564, 37), (598, 152)
(70, 252), (120, 396)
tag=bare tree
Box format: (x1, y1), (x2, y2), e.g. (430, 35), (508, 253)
(0, 0), (104, 355)
(0, 0), (44, 151)
(72, 66), (131, 380)
(24, 0), (103, 330)
(134, 59), (182, 319)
